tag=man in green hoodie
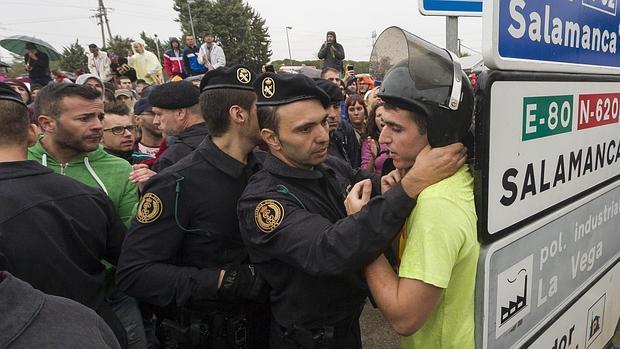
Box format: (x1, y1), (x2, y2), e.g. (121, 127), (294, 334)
(28, 83), (138, 227)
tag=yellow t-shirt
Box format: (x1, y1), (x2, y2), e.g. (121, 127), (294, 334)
(398, 165), (479, 348)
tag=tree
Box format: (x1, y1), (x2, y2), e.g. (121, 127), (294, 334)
(59, 39), (87, 73)
(172, 0), (271, 71)
(105, 35), (133, 58)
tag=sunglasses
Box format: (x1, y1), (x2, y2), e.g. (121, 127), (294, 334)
(103, 125), (138, 135)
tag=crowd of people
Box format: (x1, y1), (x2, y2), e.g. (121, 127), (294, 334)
(0, 27), (478, 349)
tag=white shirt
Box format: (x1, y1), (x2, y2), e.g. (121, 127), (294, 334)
(198, 43), (226, 70)
(87, 50), (112, 82)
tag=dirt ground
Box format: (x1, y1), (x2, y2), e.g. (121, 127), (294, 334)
(359, 302), (400, 349)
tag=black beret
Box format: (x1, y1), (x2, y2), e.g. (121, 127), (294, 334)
(199, 64), (255, 92)
(0, 82), (27, 107)
(314, 78), (344, 105)
(254, 72), (329, 108)
(148, 81), (199, 109)
(133, 97), (153, 115)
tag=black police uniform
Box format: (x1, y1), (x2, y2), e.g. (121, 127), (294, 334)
(117, 136), (268, 348)
(152, 122), (209, 172)
(238, 152), (416, 349)
(0, 160), (127, 346)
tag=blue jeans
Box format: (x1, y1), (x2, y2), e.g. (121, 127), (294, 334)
(106, 289), (148, 349)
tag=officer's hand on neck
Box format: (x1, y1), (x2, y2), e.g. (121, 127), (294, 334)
(401, 143), (467, 198)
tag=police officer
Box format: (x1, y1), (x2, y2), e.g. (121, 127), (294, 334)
(237, 73), (467, 348)
(148, 81), (209, 172)
(0, 82), (128, 347)
(116, 65), (269, 348)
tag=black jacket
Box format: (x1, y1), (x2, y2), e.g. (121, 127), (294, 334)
(329, 120), (360, 169)
(0, 160), (126, 344)
(318, 41), (345, 71)
(117, 137), (264, 307)
(24, 51), (50, 79)
(152, 122), (209, 172)
(237, 153), (416, 348)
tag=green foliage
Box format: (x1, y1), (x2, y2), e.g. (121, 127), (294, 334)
(173, 0), (271, 71)
(105, 35), (133, 58)
(59, 39), (87, 73)
(139, 31), (167, 61)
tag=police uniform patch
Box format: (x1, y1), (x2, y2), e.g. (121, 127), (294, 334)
(262, 77), (275, 98)
(237, 67), (251, 84)
(254, 199), (284, 233)
(136, 193), (163, 224)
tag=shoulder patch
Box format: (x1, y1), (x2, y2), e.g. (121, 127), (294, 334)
(136, 193), (163, 224)
(254, 199), (284, 233)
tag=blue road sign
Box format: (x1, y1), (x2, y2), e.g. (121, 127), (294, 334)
(419, 0), (483, 16)
(484, 0), (620, 74)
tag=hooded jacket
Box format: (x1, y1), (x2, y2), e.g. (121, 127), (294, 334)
(318, 31), (345, 71)
(163, 38), (186, 78)
(28, 135), (138, 226)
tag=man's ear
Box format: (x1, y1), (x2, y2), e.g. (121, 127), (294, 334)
(260, 128), (281, 151)
(37, 115), (56, 134)
(229, 105), (245, 126)
(26, 123), (39, 147)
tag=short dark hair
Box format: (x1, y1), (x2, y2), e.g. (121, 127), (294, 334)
(34, 83), (101, 119)
(257, 106), (279, 134)
(321, 67), (339, 78)
(104, 103), (130, 116)
(366, 101), (384, 140)
(135, 79), (148, 86)
(88, 43), (98, 49)
(200, 89), (256, 137)
(383, 102), (427, 134)
(118, 75), (131, 81)
(0, 100), (30, 146)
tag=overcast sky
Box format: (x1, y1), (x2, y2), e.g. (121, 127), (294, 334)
(0, 0), (483, 63)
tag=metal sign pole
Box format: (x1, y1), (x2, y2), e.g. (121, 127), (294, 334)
(446, 16), (459, 56)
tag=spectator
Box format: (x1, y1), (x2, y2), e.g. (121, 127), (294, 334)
(366, 85), (382, 111)
(114, 89), (135, 113)
(117, 75), (133, 91)
(76, 73), (105, 96)
(148, 81), (208, 172)
(127, 42), (163, 85)
(110, 54), (137, 82)
(198, 33), (226, 71)
(24, 42), (51, 86)
(321, 67), (347, 120)
(30, 83), (43, 101)
(101, 103), (152, 164)
(345, 94), (368, 168)
(163, 37), (186, 79)
(318, 31), (345, 73)
(133, 98), (162, 158)
(357, 75), (374, 96)
(315, 78), (354, 166)
(345, 76), (358, 96)
(361, 102), (388, 174)
(87, 43), (112, 82)
(4, 78), (31, 105)
(52, 69), (72, 84)
(0, 83), (126, 346)
(182, 34), (206, 76)
(134, 79), (150, 97)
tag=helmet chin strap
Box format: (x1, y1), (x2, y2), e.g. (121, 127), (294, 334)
(445, 50), (462, 111)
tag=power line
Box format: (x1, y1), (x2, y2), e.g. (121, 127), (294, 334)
(91, 0), (113, 47)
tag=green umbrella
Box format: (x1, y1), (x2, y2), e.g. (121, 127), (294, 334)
(0, 35), (62, 61)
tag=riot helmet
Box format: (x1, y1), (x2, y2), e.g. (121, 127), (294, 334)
(370, 26), (473, 147)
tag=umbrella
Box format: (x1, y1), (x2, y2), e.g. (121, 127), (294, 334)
(0, 35), (62, 61)
(0, 61), (9, 68)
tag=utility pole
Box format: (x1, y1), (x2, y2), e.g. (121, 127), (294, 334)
(92, 0), (113, 47)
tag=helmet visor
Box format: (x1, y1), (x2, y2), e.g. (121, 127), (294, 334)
(370, 26), (460, 109)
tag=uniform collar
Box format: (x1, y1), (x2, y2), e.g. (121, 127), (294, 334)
(263, 152), (325, 180)
(197, 136), (260, 178)
(0, 160), (52, 180)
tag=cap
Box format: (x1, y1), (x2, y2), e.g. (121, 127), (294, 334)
(199, 64), (255, 92)
(114, 89), (132, 98)
(133, 98), (153, 115)
(148, 81), (199, 109)
(0, 82), (27, 107)
(314, 78), (344, 105)
(253, 72), (329, 108)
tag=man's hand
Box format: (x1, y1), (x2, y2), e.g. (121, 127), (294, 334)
(401, 143), (467, 198)
(344, 179), (372, 215)
(129, 164), (156, 192)
(217, 264), (270, 303)
(380, 169), (403, 194)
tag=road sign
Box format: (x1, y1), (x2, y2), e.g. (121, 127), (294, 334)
(483, 0), (620, 74)
(476, 71), (620, 239)
(419, 0), (482, 16)
(524, 262), (620, 349)
(476, 181), (620, 348)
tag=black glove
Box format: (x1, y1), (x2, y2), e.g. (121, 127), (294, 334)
(218, 264), (270, 303)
